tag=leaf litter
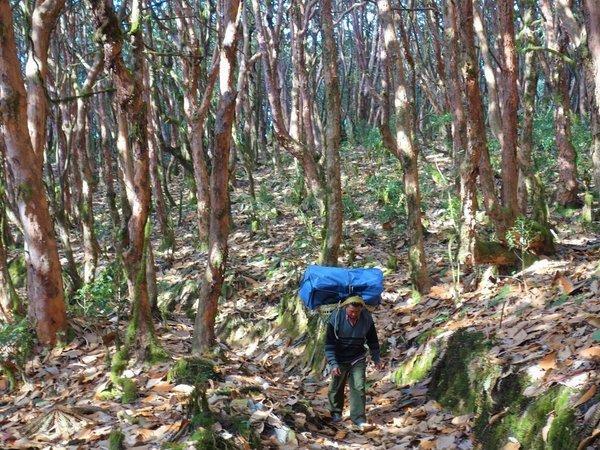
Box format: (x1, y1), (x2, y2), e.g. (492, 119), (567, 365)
(1, 150), (599, 449)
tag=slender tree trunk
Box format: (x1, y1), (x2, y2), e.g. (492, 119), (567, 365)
(91, 0), (156, 356)
(378, 0), (430, 293)
(146, 52), (174, 252)
(26, 0), (66, 166)
(73, 55), (103, 283)
(474, 5), (503, 143)
(541, 0), (581, 207)
(0, 140), (22, 322)
(251, 0), (326, 212)
(457, 0), (491, 263)
(443, 0), (467, 180)
(320, 0), (343, 266)
(584, 0), (600, 196)
(50, 112), (83, 293)
(97, 93), (121, 254)
(193, 0), (241, 353)
(498, 0), (520, 223)
(0, 0), (67, 344)
(518, 1), (538, 214)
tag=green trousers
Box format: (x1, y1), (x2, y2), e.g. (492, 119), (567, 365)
(328, 360), (366, 423)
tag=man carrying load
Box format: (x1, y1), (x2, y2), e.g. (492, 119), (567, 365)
(325, 296), (384, 427)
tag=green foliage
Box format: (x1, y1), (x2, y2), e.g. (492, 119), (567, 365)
(424, 112), (452, 136)
(350, 122), (384, 152)
(0, 318), (35, 367)
(342, 194), (362, 220)
(108, 428), (125, 450)
(8, 254), (26, 289)
(487, 285), (511, 308)
(119, 378), (138, 403)
(394, 343), (438, 386)
(168, 357), (220, 386)
(506, 216), (536, 252)
(366, 173), (406, 226)
(71, 262), (122, 318)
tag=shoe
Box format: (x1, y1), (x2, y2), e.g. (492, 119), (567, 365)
(331, 413), (342, 423)
(353, 419), (374, 431)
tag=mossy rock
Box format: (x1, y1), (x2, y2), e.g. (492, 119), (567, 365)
(419, 328), (582, 449)
(394, 336), (445, 387)
(475, 384), (578, 450)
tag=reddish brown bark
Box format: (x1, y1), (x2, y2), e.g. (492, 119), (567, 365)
(26, 0), (66, 166)
(456, 0), (494, 263)
(444, 0), (467, 170)
(584, 0), (600, 195)
(378, 0), (430, 293)
(320, 0), (343, 266)
(193, 0), (241, 353)
(0, 0), (67, 344)
(497, 0), (520, 222)
(541, 0), (581, 207)
(90, 0), (155, 354)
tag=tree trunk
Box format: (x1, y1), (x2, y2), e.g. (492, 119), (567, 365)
(518, 1), (538, 214)
(90, 0), (156, 357)
(584, 0), (600, 196)
(378, 0), (430, 293)
(97, 92), (121, 255)
(541, 0), (581, 207)
(457, 0), (488, 264)
(0, 0), (67, 344)
(73, 55), (103, 283)
(443, 0), (467, 182)
(474, 4), (502, 143)
(498, 0), (520, 223)
(320, 0), (343, 266)
(193, 0), (241, 353)
(26, 0), (66, 166)
(251, 0), (326, 212)
(0, 140), (22, 322)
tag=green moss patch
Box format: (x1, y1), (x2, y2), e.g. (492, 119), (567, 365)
(394, 342), (438, 386)
(420, 328), (581, 449)
(475, 385), (578, 450)
(168, 357), (221, 386)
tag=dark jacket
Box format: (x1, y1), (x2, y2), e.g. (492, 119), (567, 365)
(325, 308), (381, 368)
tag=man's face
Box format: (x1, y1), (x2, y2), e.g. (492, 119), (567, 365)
(346, 304), (362, 320)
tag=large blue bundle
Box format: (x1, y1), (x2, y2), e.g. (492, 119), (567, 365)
(298, 265), (384, 310)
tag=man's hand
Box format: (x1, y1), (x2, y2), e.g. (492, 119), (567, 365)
(331, 366), (342, 377)
(374, 361), (385, 371)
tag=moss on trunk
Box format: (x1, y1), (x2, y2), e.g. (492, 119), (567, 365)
(278, 294), (331, 374)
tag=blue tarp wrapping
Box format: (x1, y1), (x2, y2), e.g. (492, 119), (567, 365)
(298, 265), (384, 310)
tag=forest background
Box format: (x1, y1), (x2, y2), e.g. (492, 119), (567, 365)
(0, 0), (600, 448)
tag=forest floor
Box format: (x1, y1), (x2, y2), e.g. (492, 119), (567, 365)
(1, 146), (600, 449)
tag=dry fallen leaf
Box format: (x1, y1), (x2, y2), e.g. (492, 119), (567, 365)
(539, 351), (557, 370)
(579, 346), (600, 359)
(573, 385), (597, 408)
(334, 430), (347, 440)
(554, 273), (575, 294)
(502, 442), (521, 450)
